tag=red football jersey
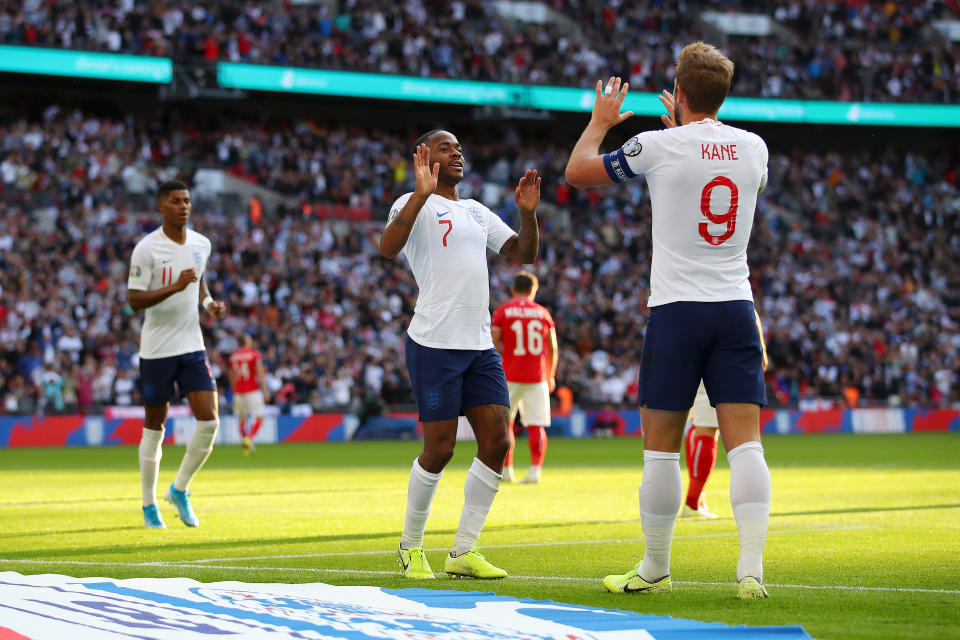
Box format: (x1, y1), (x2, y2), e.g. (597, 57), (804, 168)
(491, 297), (555, 383)
(229, 347), (261, 393)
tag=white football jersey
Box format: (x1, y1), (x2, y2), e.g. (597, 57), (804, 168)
(127, 227), (211, 359)
(604, 118), (768, 306)
(387, 193), (516, 350)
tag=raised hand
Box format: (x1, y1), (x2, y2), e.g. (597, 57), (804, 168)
(514, 169), (541, 215)
(659, 89), (678, 128)
(590, 76), (634, 131)
(413, 143), (439, 199)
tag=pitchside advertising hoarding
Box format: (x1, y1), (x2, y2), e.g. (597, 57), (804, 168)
(0, 408), (956, 447)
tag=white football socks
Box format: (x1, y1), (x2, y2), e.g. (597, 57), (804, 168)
(728, 441), (771, 582)
(173, 419), (219, 492)
(400, 458), (442, 549)
(139, 427), (164, 507)
(452, 458), (502, 556)
(639, 450), (682, 581)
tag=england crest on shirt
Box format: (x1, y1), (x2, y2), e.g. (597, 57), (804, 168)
(193, 250), (204, 268)
(468, 207), (484, 226)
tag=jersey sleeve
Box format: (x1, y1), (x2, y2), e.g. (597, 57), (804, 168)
(542, 307), (556, 330)
(758, 137), (769, 192)
(491, 305), (505, 329)
(127, 240), (152, 291)
(483, 206), (516, 253)
(386, 193), (413, 227)
(602, 130), (666, 183)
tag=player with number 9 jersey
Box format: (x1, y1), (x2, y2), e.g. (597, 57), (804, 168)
(564, 42), (773, 600)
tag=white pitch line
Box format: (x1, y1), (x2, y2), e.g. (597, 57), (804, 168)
(182, 525), (874, 564)
(1, 558), (957, 595)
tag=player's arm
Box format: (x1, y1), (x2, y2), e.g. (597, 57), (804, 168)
(546, 327), (559, 393)
(498, 169), (540, 263)
(256, 358), (269, 402)
(491, 326), (503, 354)
(128, 270), (197, 311)
(199, 275), (227, 319)
(380, 144), (438, 259)
(564, 77), (634, 188)
(754, 309), (769, 372)
(226, 361), (236, 393)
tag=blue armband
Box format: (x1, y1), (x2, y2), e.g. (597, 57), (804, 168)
(602, 149), (637, 184)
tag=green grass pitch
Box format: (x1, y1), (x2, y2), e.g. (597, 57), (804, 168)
(2, 433), (958, 639)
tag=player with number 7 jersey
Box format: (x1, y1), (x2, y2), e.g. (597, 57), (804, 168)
(564, 42), (772, 601)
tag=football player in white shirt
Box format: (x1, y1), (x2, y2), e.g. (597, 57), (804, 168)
(127, 180), (226, 529)
(380, 130), (541, 580)
(565, 42), (772, 600)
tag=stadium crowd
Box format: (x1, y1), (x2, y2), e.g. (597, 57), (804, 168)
(1, 105), (958, 415)
(1, 0), (958, 103)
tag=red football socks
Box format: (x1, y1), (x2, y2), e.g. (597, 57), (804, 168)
(686, 433), (718, 510)
(528, 426), (547, 466)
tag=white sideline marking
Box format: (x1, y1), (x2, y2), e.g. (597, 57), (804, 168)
(1, 558), (957, 595)
(183, 525), (873, 564)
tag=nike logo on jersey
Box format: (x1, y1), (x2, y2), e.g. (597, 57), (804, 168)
(161, 259), (172, 264)
(436, 211), (449, 218)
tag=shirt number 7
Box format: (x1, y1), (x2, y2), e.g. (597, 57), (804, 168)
(439, 219), (452, 246)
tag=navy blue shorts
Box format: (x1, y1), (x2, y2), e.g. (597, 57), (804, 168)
(638, 301), (766, 411)
(139, 350), (217, 406)
(405, 336), (510, 422)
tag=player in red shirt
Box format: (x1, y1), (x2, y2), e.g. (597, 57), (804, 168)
(491, 271), (558, 484)
(228, 335), (269, 455)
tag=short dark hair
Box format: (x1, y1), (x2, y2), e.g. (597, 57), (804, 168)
(414, 129), (446, 153)
(157, 180), (189, 201)
(512, 270), (538, 295)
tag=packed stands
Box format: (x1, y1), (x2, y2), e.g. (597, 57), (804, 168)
(1, 0), (957, 102)
(1, 105), (957, 413)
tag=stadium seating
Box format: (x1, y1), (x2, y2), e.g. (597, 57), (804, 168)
(0, 1), (957, 102)
(1, 104), (957, 413)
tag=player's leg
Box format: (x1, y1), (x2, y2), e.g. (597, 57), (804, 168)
(604, 302), (702, 594)
(503, 383), (522, 483)
(704, 301), (770, 599)
(443, 348), (511, 578)
(138, 355), (177, 529)
(141, 404), (169, 529)
(683, 382), (719, 518)
(165, 352), (219, 527)
(233, 392), (251, 454)
(397, 337), (465, 578)
(245, 391), (265, 454)
(520, 381), (551, 484)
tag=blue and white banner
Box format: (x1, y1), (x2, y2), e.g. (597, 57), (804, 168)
(0, 572), (812, 639)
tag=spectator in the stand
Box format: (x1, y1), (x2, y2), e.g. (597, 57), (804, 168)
(1, 1), (956, 103)
(0, 106), (958, 412)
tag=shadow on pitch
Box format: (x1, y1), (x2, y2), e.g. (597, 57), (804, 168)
(0, 517), (636, 561)
(0, 486), (364, 508)
(775, 502), (960, 517)
(0, 525), (142, 540)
